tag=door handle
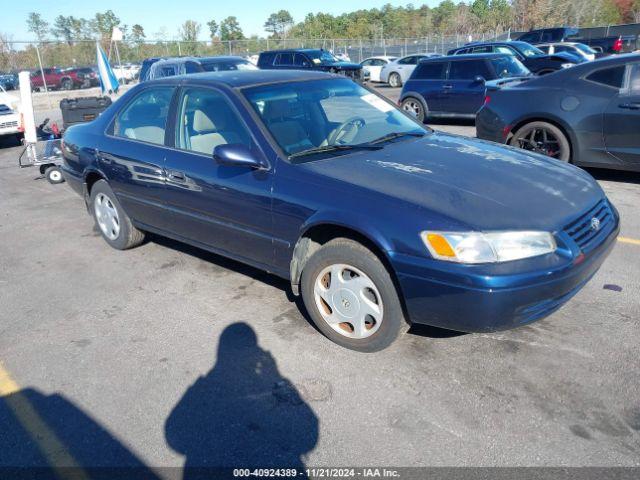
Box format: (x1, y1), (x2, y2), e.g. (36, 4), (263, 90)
(443, 84), (453, 90)
(167, 170), (186, 181)
(619, 103), (640, 110)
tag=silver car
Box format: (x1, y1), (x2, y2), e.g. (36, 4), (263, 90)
(380, 53), (441, 87)
(536, 42), (597, 62)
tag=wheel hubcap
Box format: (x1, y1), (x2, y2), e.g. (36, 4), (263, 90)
(514, 127), (567, 161)
(49, 170), (61, 181)
(403, 101), (421, 117)
(94, 193), (121, 240)
(313, 264), (383, 339)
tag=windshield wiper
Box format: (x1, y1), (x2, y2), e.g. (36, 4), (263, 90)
(366, 131), (426, 145)
(289, 143), (383, 159)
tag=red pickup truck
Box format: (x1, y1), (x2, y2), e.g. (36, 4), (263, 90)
(30, 68), (85, 91)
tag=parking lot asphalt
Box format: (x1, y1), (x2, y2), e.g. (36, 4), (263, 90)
(1, 85), (639, 473)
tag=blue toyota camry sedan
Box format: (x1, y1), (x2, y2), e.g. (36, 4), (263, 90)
(61, 70), (619, 352)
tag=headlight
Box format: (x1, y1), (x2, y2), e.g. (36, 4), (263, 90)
(421, 231), (557, 264)
(561, 63), (574, 69)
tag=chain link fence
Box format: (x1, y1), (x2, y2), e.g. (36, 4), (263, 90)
(1, 23), (638, 75)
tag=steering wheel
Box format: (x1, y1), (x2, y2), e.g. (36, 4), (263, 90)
(327, 117), (366, 146)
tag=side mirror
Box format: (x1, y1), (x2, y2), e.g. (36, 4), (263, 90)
(474, 75), (486, 84)
(213, 144), (266, 170)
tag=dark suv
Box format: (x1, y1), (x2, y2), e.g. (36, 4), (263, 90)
(258, 49), (363, 81)
(448, 41), (583, 75)
(400, 54), (531, 121)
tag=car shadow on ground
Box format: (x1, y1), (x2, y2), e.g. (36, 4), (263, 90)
(149, 234), (467, 342)
(165, 322), (319, 478)
(0, 386), (162, 479)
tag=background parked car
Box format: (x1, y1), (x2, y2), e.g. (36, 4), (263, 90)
(199, 56), (258, 72)
(448, 41), (583, 75)
(70, 67), (100, 88)
(400, 53), (532, 121)
(257, 49), (363, 81)
(360, 56), (397, 82)
(0, 85), (22, 141)
(536, 42), (599, 61)
(144, 57), (205, 81)
(114, 64), (140, 84)
(0, 72), (18, 90)
(476, 53), (640, 171)
(380, 53), (441, 87)
(517, 27), (639, 55)
(30, 67), (84, 91)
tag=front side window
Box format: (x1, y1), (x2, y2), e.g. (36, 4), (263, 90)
(307, 50), (339, 64)
(294, 54), (310, 67)
(276, 53), (294, 66)
(518, 44), (545, 58)
(115, 87), (174, 145)
(519, 32), (540, 43)
(495, 46), (516, 56)
(471, 46), (493, 54)
(176, 88), (251, 155)
(398, 56), (417, 65)
(243, 78), (427, 158)
(586, 66), (625, 89)
(490, 56), (531, 78)
(449, 60), (492, 80)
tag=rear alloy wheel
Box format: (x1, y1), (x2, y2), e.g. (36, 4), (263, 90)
(401, 97), (426, 123)
(90, 180), (145, 250)
(301, 238), (408, 352)
(61, 78), (73, 90)
(389, 72), (402, 88)
(509, 121), (571, 162)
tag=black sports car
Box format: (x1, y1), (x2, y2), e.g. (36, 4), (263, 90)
(476, 54), (640, 172)
(448, 41), (583, 75)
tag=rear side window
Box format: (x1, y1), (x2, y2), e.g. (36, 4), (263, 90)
(294, 54), (310, 67)
(276, 53), (294, 66)
(258, 52), (276, 67)
(471, 46), (493, 53)
(114, 87), (174, 145)
(449, 60), (492, 80)
(398, 56), (418, 65)
(586, 66), (625, 89)
(413, 62), (446, 80)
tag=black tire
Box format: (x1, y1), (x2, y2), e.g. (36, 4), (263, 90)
(389, 72), (402, 88)
(509, 121), (571, 162)
(300, 238), (409, 352)
(90, 180), (145, 250)
(401, 97), (426, 123)
(45, 166), (65, 184)
(60, 78), (73, 90)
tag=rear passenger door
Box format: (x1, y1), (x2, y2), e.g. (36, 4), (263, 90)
(444, 60), (492, 115)
(407, 61), (447, 113)
(162, 86), (274, 268)
(100, 86), (176, 231)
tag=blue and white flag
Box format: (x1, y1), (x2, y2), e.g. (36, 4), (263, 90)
(96, 42), (119, 94)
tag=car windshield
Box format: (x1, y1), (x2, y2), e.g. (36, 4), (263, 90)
(491, 56), (531, 78)
(518, 44), (545, 57)
(201, 59), (258, 72)
(307, 50), (339, 64)
(243, 78), (427, 160)
(573, 43), (597, 54)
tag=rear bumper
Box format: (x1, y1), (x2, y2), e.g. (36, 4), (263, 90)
(475, 107), (508, 144)
(391, 217), (619, 332)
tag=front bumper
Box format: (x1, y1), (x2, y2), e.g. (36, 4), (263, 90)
(0, 116), (21, 136)
(391, 214), (619, 332)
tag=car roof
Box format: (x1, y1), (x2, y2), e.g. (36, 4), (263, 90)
(148, 69), (338, 88)
(199, 56), (247, 63)
(260, 48), (325, 54)
(426, 53), (508, 61)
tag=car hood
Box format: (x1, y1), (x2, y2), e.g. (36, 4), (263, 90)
(301, 133), (603, 231)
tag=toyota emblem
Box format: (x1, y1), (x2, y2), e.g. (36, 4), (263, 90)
(590, 217), (601, 231)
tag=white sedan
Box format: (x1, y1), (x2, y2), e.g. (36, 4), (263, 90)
(0, 85), (21, 140)
(379, 53), (441, 87)
(360, 56), (397, 83)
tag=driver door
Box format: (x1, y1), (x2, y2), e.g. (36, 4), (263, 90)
(604, 62), (640, 166)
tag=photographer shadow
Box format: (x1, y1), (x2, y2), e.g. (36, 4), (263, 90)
(165, 323), (318, 479)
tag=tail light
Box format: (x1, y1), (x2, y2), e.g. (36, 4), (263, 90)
(483, 95), (491, 105)
(613, 37), (623, 52)
(18, 112), (24, 132)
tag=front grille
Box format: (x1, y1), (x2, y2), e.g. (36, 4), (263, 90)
(563, 199), (615, 254)
(0, 120), (18, 129)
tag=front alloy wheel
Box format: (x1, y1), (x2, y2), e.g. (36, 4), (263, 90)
(389, 72), (402, 88)
(401, 98), (425, 123)
(509, 121), (571, 162)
